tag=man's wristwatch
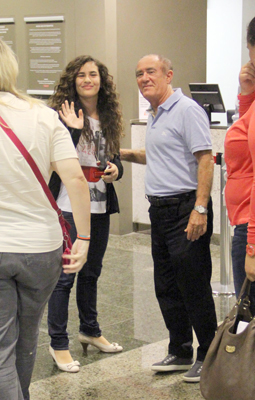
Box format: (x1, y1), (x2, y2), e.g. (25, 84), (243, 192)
(194, 205), (208, 214)
(246, 244), (255, 257)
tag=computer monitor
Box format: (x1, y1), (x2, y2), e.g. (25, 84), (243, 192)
(189, 83), (225, 124)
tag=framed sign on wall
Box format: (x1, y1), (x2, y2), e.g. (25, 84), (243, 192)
(24, 16), (65, 97)
(0, 18), (15, 51)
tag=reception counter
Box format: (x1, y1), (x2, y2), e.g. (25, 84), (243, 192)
(130, 120), (231, 235)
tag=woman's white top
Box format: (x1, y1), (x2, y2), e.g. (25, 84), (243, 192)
(0, 92), (78, 253)
(57, 117), (107, 214)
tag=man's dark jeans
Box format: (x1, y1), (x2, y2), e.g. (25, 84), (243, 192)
(149, 194), (217, 361)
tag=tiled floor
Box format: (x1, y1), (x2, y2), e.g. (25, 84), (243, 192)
(30, 232), (236, 400)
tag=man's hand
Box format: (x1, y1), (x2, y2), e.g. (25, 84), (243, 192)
(239, 61), (255, 95)
(185, 150), (212, 241)
(184, 210), (207, 241)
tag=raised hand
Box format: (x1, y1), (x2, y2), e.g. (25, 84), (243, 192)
(239, 61), (255, 95)
(59, 100), (84, 129)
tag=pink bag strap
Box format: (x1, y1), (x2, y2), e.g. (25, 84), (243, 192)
(0, 115), (62, 218)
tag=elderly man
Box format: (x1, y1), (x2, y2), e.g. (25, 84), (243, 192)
(121, 54), (217, 382)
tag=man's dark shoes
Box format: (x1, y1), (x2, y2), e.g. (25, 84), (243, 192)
(151, 354), (193, 372)
(183, 360), (203, 382)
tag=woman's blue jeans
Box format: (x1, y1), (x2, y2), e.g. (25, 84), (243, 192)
(232, 223), (248, 298)
(232, 223), (255, 314)
(48, 212), (110, 350)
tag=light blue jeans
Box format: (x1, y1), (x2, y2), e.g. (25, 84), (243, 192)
(0, 248), (62, 400)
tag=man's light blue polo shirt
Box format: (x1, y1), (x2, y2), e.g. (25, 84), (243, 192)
(145, 88), (212, 196)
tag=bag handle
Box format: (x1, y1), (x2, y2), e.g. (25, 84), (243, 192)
(0, 116), (62, 219)
(238, 277), (251, 301)
(227, 277), (253, 322)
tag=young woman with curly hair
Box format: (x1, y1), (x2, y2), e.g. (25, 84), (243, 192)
(47, 56), (124, 373)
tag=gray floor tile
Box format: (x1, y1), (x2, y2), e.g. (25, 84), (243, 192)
(29, 232), (236, 399)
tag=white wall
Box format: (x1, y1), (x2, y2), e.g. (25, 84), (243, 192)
(207, 0), (243, 124)
(242, 0), (255, 64)
(207, 0), (255, 125)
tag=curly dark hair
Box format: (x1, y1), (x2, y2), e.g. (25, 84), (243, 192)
(48, 55), (123, 155)
(247, 17), (255, 46)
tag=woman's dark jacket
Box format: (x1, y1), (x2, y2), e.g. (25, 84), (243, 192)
(49, 128), (123, 214)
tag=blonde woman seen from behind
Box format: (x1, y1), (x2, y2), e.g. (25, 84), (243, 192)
(0, 40), (91, 400)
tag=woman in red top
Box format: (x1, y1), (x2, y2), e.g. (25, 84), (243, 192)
(225, 17), (255, 299)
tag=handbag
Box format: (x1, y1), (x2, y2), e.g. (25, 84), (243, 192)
(0, 116), (72, 261)
(200, 277), (255, 400)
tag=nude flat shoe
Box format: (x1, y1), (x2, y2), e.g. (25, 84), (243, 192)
(78, 333), (123, 353)
(49, 346), (80, 373)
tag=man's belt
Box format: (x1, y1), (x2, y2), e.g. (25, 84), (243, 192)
(146, 191), (196, 207)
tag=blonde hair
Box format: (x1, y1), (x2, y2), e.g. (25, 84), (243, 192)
(0, 39), (42, 106)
